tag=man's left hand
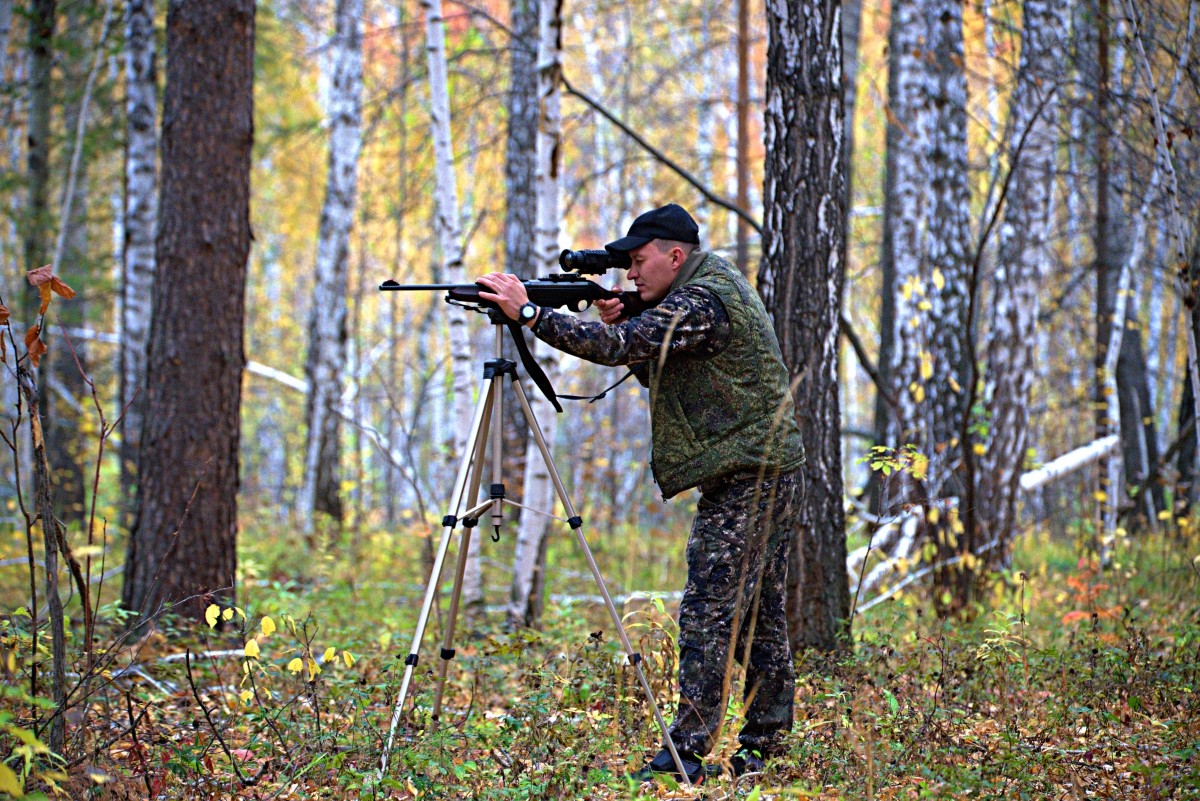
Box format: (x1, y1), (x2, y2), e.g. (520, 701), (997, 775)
(476, 273), (529, 322)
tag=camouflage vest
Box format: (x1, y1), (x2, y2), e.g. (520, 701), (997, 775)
(648, 251), (806, 498)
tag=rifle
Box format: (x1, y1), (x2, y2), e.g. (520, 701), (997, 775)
(379, 274), (653, 411)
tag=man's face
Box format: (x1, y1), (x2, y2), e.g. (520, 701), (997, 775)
(626, 241), (682, 302)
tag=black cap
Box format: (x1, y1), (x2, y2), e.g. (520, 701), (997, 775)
(604, 204), (701, 260)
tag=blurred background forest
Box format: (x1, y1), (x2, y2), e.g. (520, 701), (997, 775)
(0, 0), (1198, 796)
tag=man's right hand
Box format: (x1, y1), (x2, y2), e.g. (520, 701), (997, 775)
(595, 289), (626, 325)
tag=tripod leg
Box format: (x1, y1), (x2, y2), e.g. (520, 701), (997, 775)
(431, 380), (496, 720)
(509, 377), (693, 786)
(380, 380), (493, 776)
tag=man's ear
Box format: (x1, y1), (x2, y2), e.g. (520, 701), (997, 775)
(671, 247), (685, 269)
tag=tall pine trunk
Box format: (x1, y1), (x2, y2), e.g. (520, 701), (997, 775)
(762, 0), (850, 653)
(300, 0), (364, 534)
(122, 0), (254, 621)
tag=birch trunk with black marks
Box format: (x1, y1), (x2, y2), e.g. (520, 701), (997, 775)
(120, 0), (158, 524)
(762, 0), (850, 652)
(300, 0), (364, 534)
(976, 0), (1064, 592)
(423, 0), (481, 613)
(925, 0), (972, 499)
(500, 0), (537, 527)
(122, 0), (254, 622)
(509, 0), (563, 629)
(883, 0), (931, 481)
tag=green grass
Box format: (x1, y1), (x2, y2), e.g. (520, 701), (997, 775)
(0, 510), (1197, 799)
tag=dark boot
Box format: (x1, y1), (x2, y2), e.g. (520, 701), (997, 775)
(631, 748), (706, 784)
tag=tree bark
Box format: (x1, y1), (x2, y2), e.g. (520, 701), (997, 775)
(122, 0), (254, 622)
(423, 0), (481, 615)
(120, 0), (158, 528)
(762, 0), (850, 652)
(883, 0), (932, 468)
(501, 0), (538, 522)
(509, 0), (563, 629)
(300, 0), (364, 533)
(976, 0), (1064, 592)
(22, 0), (55, 318)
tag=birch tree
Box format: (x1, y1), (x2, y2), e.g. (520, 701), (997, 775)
(973, 0), (1065, 597)
(883, 0), (932, 472)
(500, 0), (537, 525)
(423, 0), (481, 613)
(120, 0), (158, 521)
(122, 0), (254, 620)
(509, 0), (563, 629)
(925, 0), (972, 500)
(300, 0), (364, 533)
(761, 0), (849, 652)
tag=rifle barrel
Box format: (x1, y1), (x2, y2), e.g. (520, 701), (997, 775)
(379, 281), (464, 291)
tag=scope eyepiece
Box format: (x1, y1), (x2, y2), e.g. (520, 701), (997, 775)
(559, 248), (628, 275)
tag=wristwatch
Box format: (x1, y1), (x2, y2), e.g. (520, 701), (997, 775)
(518, 302), (539, 324)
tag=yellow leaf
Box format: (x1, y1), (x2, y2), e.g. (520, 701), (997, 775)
(222, 607), (234, 621)
(287, 657), (303, 674)
(902, 278), (914, 301)
(1157, 510), (1171, 521)
(909, 382), (925, 403)
(261, 616), (276, 636)
(927, 507), (940, 525)
(920, 351), (933, 380)
(917, 300), (932, 311)
(205, 604), (220, 628)
(948, 376), (962, 393)
(1094, 491), (1108, 503)
(244, 639), (260, 659)
(343, 651), (355, 668)
(973, 443), (986, 456)
(7, 651), (15, 674)
(0, 762), (22, 796)
(932, 268), (945, 290)
(235, 607), (246, 620)
(240, 689), (254, 704)
(323, 647), (337, 663)
(308, 658), (322, 676)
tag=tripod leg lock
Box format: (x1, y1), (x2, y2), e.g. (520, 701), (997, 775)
(628, 652), (643, 666)
(568, 516), (583, 529)
(462, 517), (478, 528)
(440, 647), (456, 660)
(404, 654), (419, 667)
(442, 514), (457, 528)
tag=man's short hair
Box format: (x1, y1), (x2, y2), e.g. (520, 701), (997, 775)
(653, 239), (699, 255)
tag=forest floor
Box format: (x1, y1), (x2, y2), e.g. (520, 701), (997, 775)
(3, 516), (1199, 800)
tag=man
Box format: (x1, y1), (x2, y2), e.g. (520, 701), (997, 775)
(477, 204), (805, 783)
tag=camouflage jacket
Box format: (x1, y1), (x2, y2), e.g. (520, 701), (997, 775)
(533, 250), (804, 497)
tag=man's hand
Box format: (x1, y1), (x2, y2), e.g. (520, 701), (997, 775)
(476, 273), (530, 323)
(594, 287), (626, 325)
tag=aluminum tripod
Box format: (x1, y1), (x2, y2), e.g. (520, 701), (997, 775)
(379, 323), (690, 785)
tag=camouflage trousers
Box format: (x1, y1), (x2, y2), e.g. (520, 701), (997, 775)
(665, 468), (803, 758)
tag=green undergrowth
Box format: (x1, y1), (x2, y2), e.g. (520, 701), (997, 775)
(1, 513), (1198, 799)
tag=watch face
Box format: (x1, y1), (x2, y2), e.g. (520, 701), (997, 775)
(521, 303), (536, 320)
